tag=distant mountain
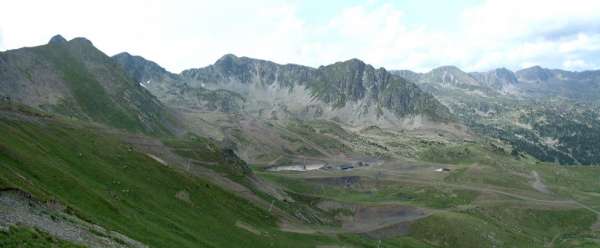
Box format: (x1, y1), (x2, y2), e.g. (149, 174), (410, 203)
(178, 54), (452, 127)
(395, 65), (600, 102)
(515, 66), (554, 83)
(419, 66), (481, 86)
(113, 52), (179, 85)
(392, 65), (600, 165)
(470, 68), (519, 90)
(515, 66), (600, 101)
(112, 53), (462, 163)
(0, 35), (176, 135)
(115, 53), (452, 128)
(112, 52), (245, 113)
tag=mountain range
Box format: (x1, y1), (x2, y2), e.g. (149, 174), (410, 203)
(115, 53), (452, 128)
(3, 35), (600, 247)
(394, 65), (600, 101)
(392, 66), (600, 165)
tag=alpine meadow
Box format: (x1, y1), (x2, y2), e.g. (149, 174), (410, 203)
(2, 0), (600, 247)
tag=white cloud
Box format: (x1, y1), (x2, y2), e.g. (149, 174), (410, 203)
(563, 59), (589, 70)
(321, 0), (600, 72)
(0, 0), (311, 72)
(0, 29), (3, 50)
(1, 0), (600, 72)
(457, 0), (600, 71)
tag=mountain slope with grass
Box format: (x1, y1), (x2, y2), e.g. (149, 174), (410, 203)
(0, 101), (384, 248)
(0, 35), (177, 135)
(3, 35), (600, 247)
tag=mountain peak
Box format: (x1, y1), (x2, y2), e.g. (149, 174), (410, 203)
(494, 67), (512, 73)
(527, 65), (544, 70)
(112, 51), (174, 82)
(68, 37), (94, 47)
(216, 53), (239, 63)
(516, 65), (553, 82)
(469, 67), (518, 88)
(48, 34), (67, 45)
(329, 58), (366, 69)
(114, 52), (132, 57)
(345, 58), (364, 64)
(432, 65), (463, 73)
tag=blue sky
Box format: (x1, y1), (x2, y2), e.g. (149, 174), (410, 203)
(1, 0), (599, 73)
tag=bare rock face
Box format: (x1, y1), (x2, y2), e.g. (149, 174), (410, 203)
(115, 53), (453, 128)
(0, 189), (147, 248)
(470, 68), (519, 89)
(187, 55), (453, 123)
(112, 52), (246, 113)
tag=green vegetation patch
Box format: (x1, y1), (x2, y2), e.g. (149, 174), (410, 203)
(0, 116), (340, 248)
(0, 226), (84, 248)
(260, 173), (478, 209)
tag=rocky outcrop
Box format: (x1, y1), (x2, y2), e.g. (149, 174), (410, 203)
(0, 189), (147, 248)
(112, 52), (245, 113)
(178, 54), (452, 124)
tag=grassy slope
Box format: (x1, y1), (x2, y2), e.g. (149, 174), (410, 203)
(28, 41), (173, 136)
(0, 226), (84, 248)
(2, 101), (598, 247)
(0, 112), (345, 247)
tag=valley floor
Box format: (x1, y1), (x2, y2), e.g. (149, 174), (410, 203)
(2, 107), (600, 247)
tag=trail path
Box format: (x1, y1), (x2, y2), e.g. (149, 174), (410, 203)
(531, 171), (551, 194)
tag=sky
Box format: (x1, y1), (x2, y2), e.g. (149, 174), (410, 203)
(1, 0), (600, 73)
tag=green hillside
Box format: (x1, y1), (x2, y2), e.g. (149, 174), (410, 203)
(0, 108), (342, 247)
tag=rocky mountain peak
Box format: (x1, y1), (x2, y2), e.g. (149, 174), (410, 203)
(469, 67), (519, 89)
(112, 52), (175, 83)
(170, 54), (452, 122)
(343, 58), (366, 66)
(48, 34), (67, 45)
(432, 65), (462, 72)
(68, 37), (94, 47)
(492, 68), (518, 83)
(322, 58), (368, 73)
(215, 53), (239, 64)
(516, 65), (553, 82)
(424, 65), (479, 86)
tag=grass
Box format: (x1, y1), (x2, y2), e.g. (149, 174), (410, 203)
(161, 134), (252, 181)
(466, 206), (596, 243)
(411, 205), (596, 248)
(337, 234), (434, 248)
(0, 115), (345, 247)
(257, 153), (600, 247)
(286, 121), (350, 153)
(2, 102), (600, 247)
(259, 173), (478, 209)
(30, 41), (173, 136)
(410, 210), (526, 247)
(36, 43), (144, 132)
(0, 226), (84, 248)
